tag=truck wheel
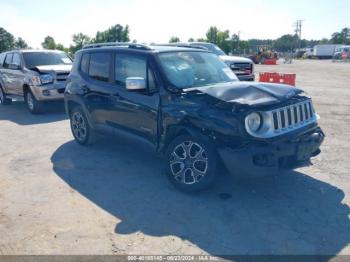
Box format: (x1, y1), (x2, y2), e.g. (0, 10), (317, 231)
(0, 86), (12, 105)
(25, 90), (42, 114)
(165, 134), (217, 193)
(70, 106), (96, 145)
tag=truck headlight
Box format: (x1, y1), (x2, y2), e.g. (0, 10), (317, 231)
(245, 112), (262, 133)
(40, 74), (54, 85)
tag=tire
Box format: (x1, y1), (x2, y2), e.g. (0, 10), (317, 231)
(0, 86), (12, 105)
(70, 105), (96, 146)
(165, 134), (217, 193)
(25, 89), (43, 114)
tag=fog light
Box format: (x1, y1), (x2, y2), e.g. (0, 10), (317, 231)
(42, 90), (50, 96)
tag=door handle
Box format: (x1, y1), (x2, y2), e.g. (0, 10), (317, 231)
(81, 85), (90, 94)
(110, 93), (120, 103)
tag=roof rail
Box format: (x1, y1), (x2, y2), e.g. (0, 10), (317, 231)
(151, 43), (208, 51)
(82, 42), (153, 50)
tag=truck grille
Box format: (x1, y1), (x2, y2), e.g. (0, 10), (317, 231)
(230, 63), (252, 75)
(272, 99), (315, 132)
(56, 72), (69, 82)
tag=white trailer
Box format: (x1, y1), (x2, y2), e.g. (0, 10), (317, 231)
(313, 44), (344, 59)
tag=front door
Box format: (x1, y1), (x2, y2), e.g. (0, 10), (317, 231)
(108, 52), (159, 143)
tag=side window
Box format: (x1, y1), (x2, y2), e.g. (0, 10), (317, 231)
(12, 53), (21, 66)
(0, 53), (5, 68)
(80, 53), (90, 74)
(88, 52), (110, 82)
(3, 53), (13, 69)
(115, 54), (157, 91)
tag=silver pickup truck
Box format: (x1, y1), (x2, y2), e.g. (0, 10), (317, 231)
(0, 50), (72, 113)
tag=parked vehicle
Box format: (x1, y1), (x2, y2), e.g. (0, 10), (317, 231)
(65, 42), (324, 192)
(333, 46), (350, 60)
(0, 50), (72, 113)
(312, 44), (343, 59)
(155, 42), (255, 81)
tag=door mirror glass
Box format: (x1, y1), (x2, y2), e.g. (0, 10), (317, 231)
(126, 77), (146, 91)
(9, 63), (21, 70)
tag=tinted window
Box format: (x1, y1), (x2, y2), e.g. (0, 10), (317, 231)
(89, 53), (110, 82)
(12, 53), (21, 66)
(115, 54), (147, 87)
(115, 54), (157, 91)
(3, 53), (13, 68)
(80, 53), (90, 74)
(23, 52), (72, 69)
(0, 53), (5, 68)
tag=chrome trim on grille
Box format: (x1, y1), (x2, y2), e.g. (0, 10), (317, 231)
(245, 99), (318, 138)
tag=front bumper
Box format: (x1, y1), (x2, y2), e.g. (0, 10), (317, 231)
(218, 127), (325, 177)
(236, 74), (255, 81)
(30, 82), (65, 101)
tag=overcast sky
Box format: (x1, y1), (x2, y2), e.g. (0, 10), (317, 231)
(1, 0), (349, 48)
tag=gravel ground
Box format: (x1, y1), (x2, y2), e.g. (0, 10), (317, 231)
(0, 59), (349, 257)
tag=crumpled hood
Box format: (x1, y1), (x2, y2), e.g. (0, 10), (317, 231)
(34, 64), (72, 73)
(184, 81), (303, 106)
(220, 55), (253, 64)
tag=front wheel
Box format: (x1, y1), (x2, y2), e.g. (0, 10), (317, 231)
(165, 134), (217, 193)
(25, 90), (42, 114)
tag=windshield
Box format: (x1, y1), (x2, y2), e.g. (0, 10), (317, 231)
(194, 43), (226, 56)
(158, 51), (238, 89)
(23, 52), (72, 68)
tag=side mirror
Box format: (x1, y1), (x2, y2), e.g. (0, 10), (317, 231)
(126, 77), (146, 91)
(9, 63), (21, 70)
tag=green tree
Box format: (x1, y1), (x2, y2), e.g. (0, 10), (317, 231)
(169, 36), (180, 43)
(92, 24), (130, 43)
(188, 37), (194, 42)
(206, 26), (219, 44)
(331, 28), (350, 44)
(69, 33), (91, 54)
(42, 36), (56, 50)
(273, 34), (298, 52)
(0, 27), (15, 52)
(15, 37), (28, 49)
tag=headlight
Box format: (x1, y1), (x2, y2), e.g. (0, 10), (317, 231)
(245, 112), (262, 133)
(40, 74), (54, 85)
(30, 74), (54, 86)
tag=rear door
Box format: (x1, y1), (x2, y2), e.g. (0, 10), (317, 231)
(109, 52), (159, 142)
(10, 52), (26, 95)
(81, 51), (114, 129)
(2, 53), (14, 94)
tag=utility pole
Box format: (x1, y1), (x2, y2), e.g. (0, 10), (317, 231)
(294, 20), (303, 50)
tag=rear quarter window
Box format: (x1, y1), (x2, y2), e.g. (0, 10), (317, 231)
(88, 52), (111, 82)
(80, 53), (90, 74)
(0, 53), (5, 68)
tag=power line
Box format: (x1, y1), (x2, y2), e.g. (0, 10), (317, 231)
(294, 20), (303, 50)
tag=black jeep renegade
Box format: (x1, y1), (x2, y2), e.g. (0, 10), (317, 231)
(64, 42), (324, 192)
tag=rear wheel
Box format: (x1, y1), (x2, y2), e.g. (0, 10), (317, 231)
(165, 134), (217, 193)
(0, 86), (12, 105)
(70, 106), (96, 145)
(25, 90), (43, 114)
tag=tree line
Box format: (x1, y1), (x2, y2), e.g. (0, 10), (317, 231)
(1, 24), (349, 55)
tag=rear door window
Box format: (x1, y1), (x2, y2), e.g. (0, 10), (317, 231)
(3, 53), (13, 68)
(88, 52), (111, 82)
(12, 53), (21, 66)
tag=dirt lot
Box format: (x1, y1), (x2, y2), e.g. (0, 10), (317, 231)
(0, 60), (349, 257)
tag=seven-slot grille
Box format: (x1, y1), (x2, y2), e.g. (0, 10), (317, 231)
(272, 99), (315, 132)
(230, 63), (252, 75)
(55, 72), (69, 82)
